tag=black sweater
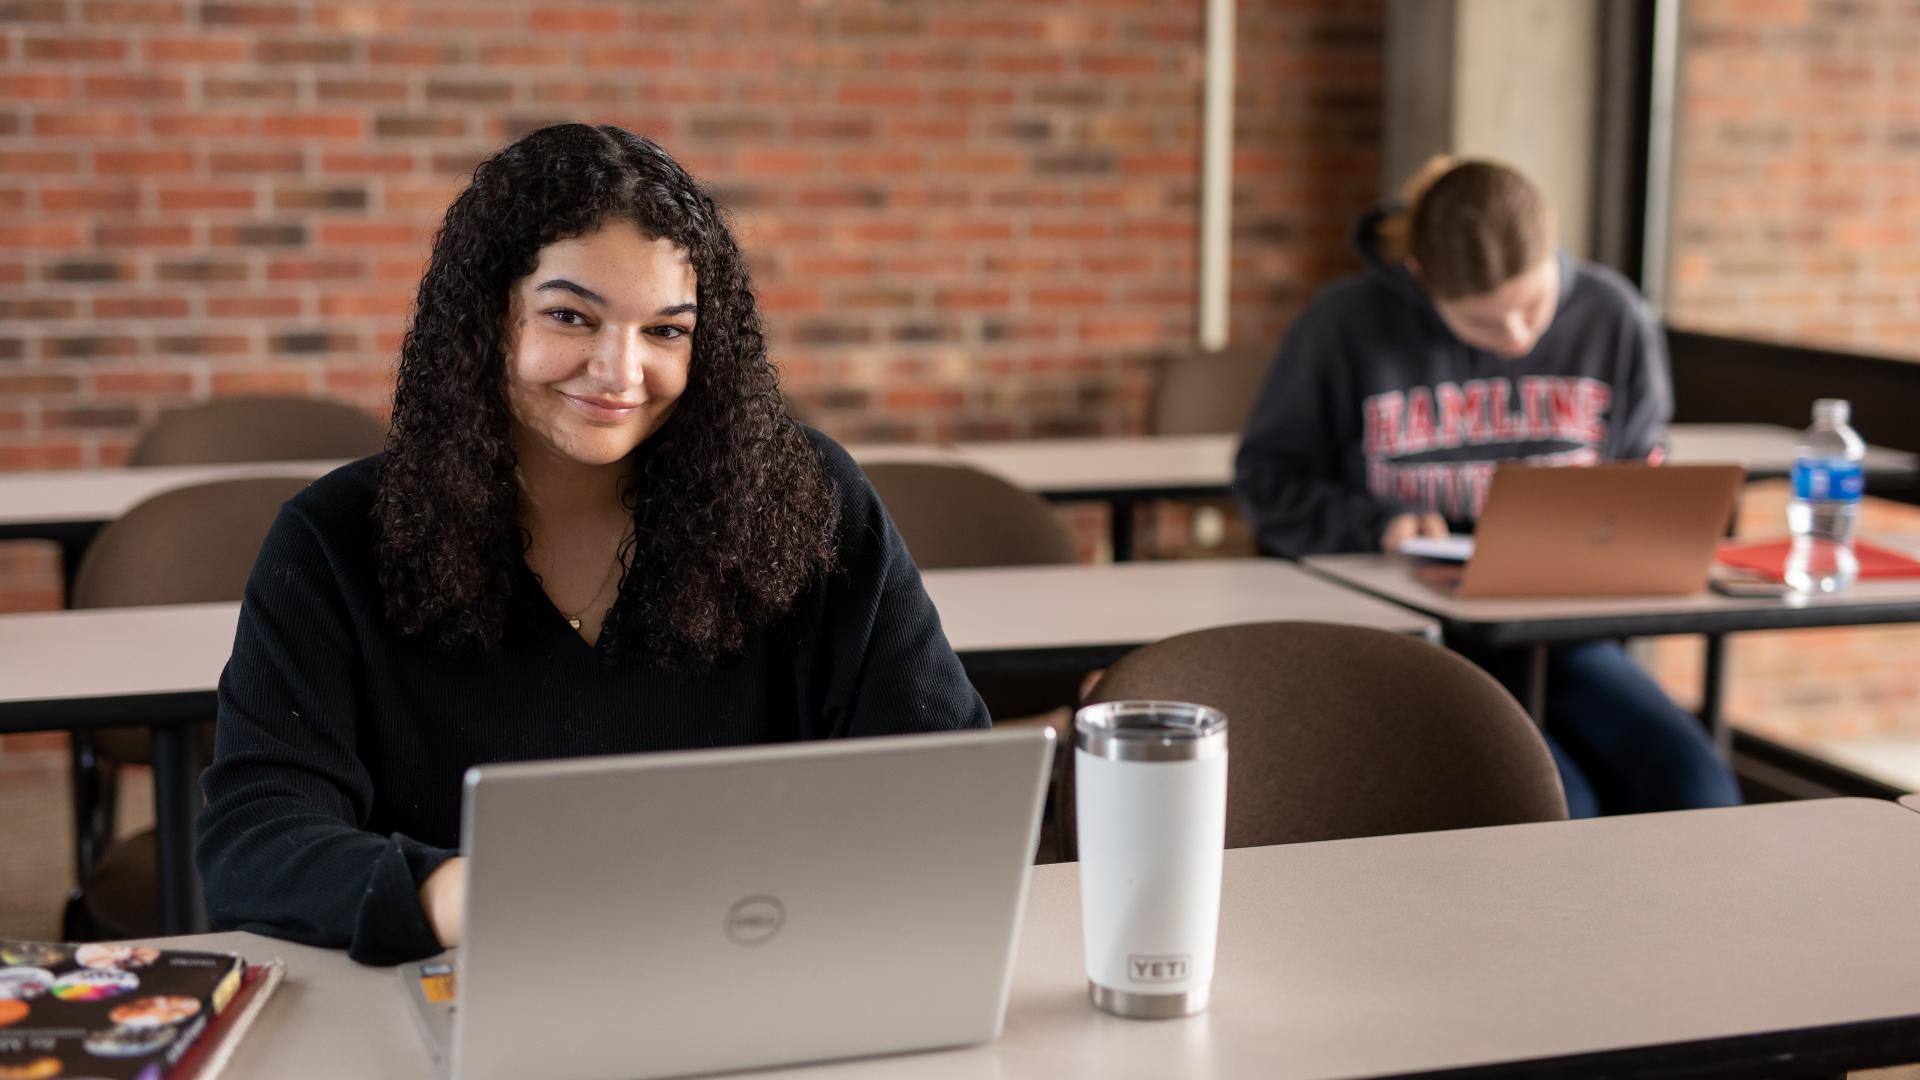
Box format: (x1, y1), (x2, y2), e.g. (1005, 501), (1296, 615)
(196, 430), (990, 965)
(1233, 209), (1672, 557)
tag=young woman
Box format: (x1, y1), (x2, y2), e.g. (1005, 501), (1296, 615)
(196, 125), (990, 965)
(1233, 157), (1739, 818)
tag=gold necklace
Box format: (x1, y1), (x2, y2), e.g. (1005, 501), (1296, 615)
(561, 555), (623, 631)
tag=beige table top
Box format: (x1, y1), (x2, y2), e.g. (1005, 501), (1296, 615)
(1901, 794), (1920, 813)
(0, 459), (341, 528)
(950, 434), (1238, 496)
(1665, 422), (1917, 476)
(0, 561), (1433, 711)
(0, 425), (1911, 533)
(1304, 550), (1920, 639)
(131, 798), (1920, 1079)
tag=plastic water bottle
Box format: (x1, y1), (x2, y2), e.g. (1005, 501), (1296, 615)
(1785, 399), (1865, 594)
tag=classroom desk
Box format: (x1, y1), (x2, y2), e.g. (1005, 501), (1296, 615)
(0, 560), (1435, 936)
(923, 558), (1435, 673)
(130, 798), (1920, 1079)
(1301, 551), (1920, 750)
(0, 426), (1913, 571)
(951, 435), (1236, 559)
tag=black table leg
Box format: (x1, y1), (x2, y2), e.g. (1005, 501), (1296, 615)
(1699, 633), (1731, 760)
(1109, 497), (1138, 562)
(1523, 643), (1550, 725)
(150, 724), (208, 934)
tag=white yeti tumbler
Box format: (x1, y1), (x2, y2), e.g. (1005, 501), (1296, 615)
(1074, 700), (1228, 1019)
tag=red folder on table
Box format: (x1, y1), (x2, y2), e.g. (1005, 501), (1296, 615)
(1716, 539), (1920, 582)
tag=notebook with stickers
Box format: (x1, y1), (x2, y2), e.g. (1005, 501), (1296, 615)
(401, 726), (1057, 1080)
(0, 940), (283, 1080)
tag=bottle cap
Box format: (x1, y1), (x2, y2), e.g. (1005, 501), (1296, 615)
(1813, 399), (1850, 425)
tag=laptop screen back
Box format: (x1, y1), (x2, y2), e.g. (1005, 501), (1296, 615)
(446, 727), (1054, 1080)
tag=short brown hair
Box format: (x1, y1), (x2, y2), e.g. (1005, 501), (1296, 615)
(1393, 157), (1555, 301)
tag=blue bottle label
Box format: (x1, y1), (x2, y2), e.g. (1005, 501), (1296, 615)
(1791, 459), (1864, 502)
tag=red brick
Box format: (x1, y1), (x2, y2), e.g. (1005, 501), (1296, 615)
(0, 224), (87, 249)
(143, 35), (249, 62)
(0, 74), (74, 100)
(201, 75), (298, 102)
(157, 187), (257, 211)
(82, 0), (186, 21)
(212, 370), (314, 395)
(150, 112), (257, 137)
(207, 295), (302, 317)
(25, 36), (129, 61)
(82, 73), (187, 99)
(261, 114), (363, 139)
(320, 152), (415, 175)
(95, 223), (195, 247)
(91, 370), (195, 395)
(267, 257), (365, 282)
(531, 6), (621, 32)
(212, 150), (308, 174)
(0, 150), (83, 174)
(45, 185), (143, 213)
(0, 445), (87, 469)
(317, 221), (427, 247)
(317, 291), (412, 317)
(581, 45), (674, 69)
(95, 149), (193, 174)
(93, 296), (191, 318)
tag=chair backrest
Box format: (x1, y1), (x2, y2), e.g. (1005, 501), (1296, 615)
(1146, 342), (1274, 436)
(861, 461), (1078, 569)
(72, 475), (312, 765)
(1066, 621), (1567, 855)
(862, 460), (1082, 722)
(129, 396), (386, 467)
(71, 476), (312, 610)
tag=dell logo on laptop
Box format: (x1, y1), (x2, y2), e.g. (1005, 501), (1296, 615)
(725, 894), (785, 945)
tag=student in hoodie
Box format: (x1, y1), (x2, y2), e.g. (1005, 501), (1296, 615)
(1233, 157), (1739, 818)
(196, 124), (989, 966)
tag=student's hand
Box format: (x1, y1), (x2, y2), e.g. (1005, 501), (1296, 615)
(420, 857), (467, 948)
(1381, 512), (1449, 553)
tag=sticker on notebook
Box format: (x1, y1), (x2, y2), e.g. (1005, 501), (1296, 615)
(75, 944), (160, 970)
(0, 967), (56, 1000)
(82, 1022), (177, 1057)
(0, 998), (28, 1026)
(51, 967), (139, 1002)
(0, 943), (66, 967)
(109, 994), (202, 1028)
(0, 1058), (62, 1080)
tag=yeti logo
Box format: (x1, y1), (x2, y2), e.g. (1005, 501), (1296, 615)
(725, 895), (785, 946)
(1128, 954), (1190, 983)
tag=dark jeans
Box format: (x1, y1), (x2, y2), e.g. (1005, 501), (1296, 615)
(1469, 640), (1742, 818)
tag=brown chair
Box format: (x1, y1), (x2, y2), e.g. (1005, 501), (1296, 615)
(862, 461), (1084, 862)
(67, 476), (314, 939)
(1144, 344), (1273, 559)
(860, 460), (1079, 570)
(1145, 342), (1273, 437)
(129, 396), (385, 467)
(1061, 621), (1567, 859)
(861, 460), (1083, 722)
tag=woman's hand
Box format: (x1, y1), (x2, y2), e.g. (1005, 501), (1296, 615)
(419, 857), (467, 948)
(1381, 512), (1450, 553)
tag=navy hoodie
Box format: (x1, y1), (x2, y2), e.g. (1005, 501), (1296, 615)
(1232, 208), (1672, 557)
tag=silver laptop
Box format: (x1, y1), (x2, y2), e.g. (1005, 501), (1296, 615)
(401, 726), (1056, 1080)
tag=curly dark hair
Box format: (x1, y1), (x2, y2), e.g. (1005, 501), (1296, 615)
(376, 123), (838, 664)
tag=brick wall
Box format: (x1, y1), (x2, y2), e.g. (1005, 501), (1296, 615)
(1667, 0), (1920, 360)
(0, 0), (1384, 619)
(1660, 0), (1920, 784)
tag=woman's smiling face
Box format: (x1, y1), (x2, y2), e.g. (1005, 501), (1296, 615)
(503, 219), (699, 468)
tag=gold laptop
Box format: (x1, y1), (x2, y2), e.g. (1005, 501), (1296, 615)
(1444, 464), (1745, 597)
